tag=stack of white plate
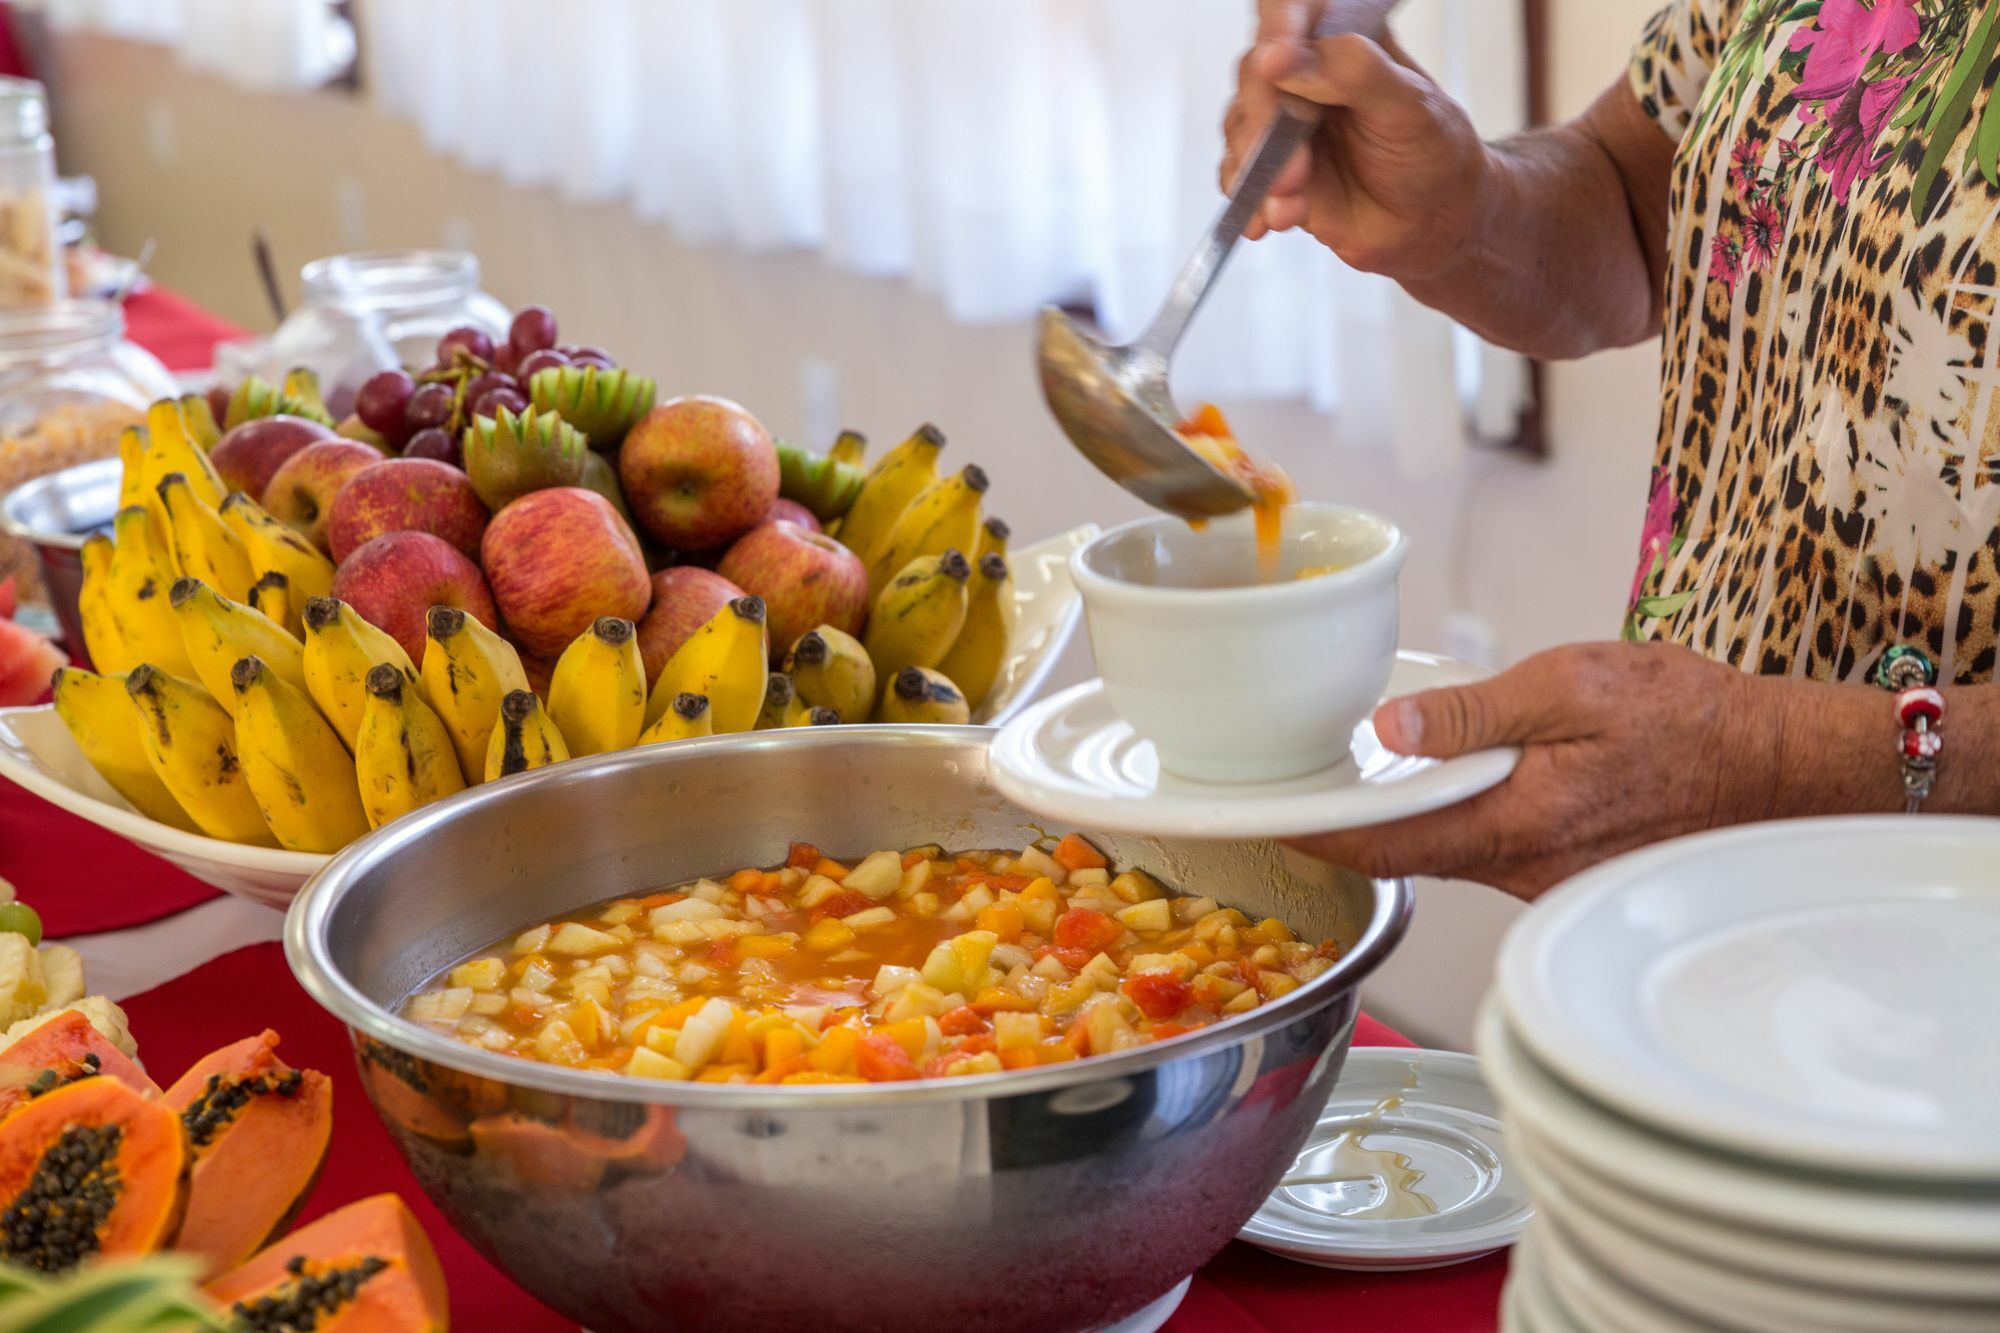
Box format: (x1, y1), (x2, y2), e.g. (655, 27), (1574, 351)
(1479, 816), (2000, 1333)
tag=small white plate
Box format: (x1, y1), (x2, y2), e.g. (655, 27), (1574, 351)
(1236, 1047), (1531, 1271)
(989, 652), (1519, 839)
(1496, 816), (2000, 1181)
(1091, 1276), (1190, 1333)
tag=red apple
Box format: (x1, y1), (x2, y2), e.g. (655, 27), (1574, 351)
(330, 530), (498, 662)
(264, 440), (386, 554)
(618, 396), (778, 551)
(634, 566), (745, 685)
(766, 497), (822, 533)
(716, 519), (868, 661)
(210, 414), (335, 500)
(482, 487), (651, 657)
(327, 458), (490, 564)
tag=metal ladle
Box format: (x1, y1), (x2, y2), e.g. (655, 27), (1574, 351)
(1037, 0), (1393, 519)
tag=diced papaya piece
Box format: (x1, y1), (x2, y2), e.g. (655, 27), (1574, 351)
(1052, 834), (1108, 872)
(786, 842), (821, 870)
(971, 987), (1037, 1014)
(938, 1006), (989, 1037)
(856, 1033), (919, 1082)
(1122, 973), (1194, 1021)
(812, 857), (850, 881)
(880, 1018), (929, 1060)
(808, 1026), (860, 1073)
(974, 901), (1025, 942)
(1053, 908), (1121, 953)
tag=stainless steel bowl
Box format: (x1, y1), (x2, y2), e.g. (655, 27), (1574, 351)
(0, 456), (118, 655)
(287, 727), (1412, 1333)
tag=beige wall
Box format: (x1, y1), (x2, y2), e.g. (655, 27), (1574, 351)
(48, 0), (1664, 1046)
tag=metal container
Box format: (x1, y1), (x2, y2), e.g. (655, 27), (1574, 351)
(287, 727), (1412, 1333)
(0, 455), (117, 653)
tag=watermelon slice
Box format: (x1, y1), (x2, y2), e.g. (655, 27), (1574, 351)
(0, 614), (64, 706)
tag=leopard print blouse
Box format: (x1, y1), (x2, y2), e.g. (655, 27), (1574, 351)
(1627, 0), (2000, 684)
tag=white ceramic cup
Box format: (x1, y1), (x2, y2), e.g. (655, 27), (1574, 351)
(1070, 503), (1405, 784)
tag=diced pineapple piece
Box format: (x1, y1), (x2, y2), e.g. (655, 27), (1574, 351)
(1127, 952), (1196, 979)
(883, 981), (952, 1023)
(961, 884), (996, 914)
(898, 859), (933, 897)
(699, 918), (754, 938)
(625, 1047), (690, 1080)
(677, 963), (713, 985)
(842, 906), (897, 930)
(651, 898), (725, 925)
(944, 1051), (1005, 1077)
(1109, 869), (1167, 903)
(798, 874), (845, 908)
(601, 954), (631, 977)
(406, 987), (474, 1023)
(1030, 954), (1072, 982)
(911, 891), (941, 917)
(1250, 944), (1281, 968)
(1082, 996), (1132, 1054)
(993, 1010), (1041, 1051)
(1194, 908), (1249, 942)
(1115, 899), (1172, 933)
(1076, 952), (1121, 991)
(547, 922), (622, 955)
(805, 919), (857, 952)
(534, 1018), (587, 1064)
(599, 901), (642, 926)
(950, 931), (1000, 990)
(1224, 987), (1260, 1014)
(1020, 895), (1059, 936)
(673, 997), (735, 1070)
(690, 878), (727, 903)
(1042, 979), (1097, 1016)
(872, 965), (921, 997)
(1257, 971), (1302, 1000)
(508, 987), (554, 1015)
(517, 959), (557, 992)
(1067, 867), (1110, 890)
(920, 939), (964, 993)
(512, 923), (552, 954)
(656, 921), (709, 945)
(1174, 895), (1220, 924)
(1014, 844), (1064, 883)
(469, 992), (507, 1016)
(842, 850), (903, 899)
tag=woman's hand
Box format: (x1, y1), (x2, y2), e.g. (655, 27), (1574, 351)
(1223, 1), (1490, 280)
(1291, 642), (1798, 898)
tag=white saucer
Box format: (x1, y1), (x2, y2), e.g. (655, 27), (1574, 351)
(1237, 1048), (1531, 1272)
(1093, 1276), (1190, 1333)
(989, 652), (1519, 838)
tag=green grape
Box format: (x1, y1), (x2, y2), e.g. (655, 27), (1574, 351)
(0, 902), (43, 946)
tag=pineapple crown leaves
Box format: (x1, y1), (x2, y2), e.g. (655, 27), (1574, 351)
(527, 364), (657, 449)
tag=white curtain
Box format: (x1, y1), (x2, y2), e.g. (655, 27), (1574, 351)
(38, 0), (1530, 463)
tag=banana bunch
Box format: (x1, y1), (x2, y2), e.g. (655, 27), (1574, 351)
(646, 595), (768, 735)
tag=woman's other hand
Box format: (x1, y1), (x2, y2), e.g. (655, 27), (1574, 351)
(1223, 1), (1489, 281)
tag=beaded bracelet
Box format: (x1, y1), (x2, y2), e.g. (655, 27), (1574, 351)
(1876, 646), (1942, 814)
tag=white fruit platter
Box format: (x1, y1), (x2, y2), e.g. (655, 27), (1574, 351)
(0, 524), (1095, 910)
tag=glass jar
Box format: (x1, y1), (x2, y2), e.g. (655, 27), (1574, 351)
(0, 79), (66, 308)
(0, 299), (176, 615)
(239, 250), (510, 419)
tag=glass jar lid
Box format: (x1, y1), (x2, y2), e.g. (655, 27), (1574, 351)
(299, 249), (483, 314)
(0, 78), (49, 144)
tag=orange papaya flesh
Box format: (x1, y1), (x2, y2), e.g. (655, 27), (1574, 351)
(0, 1076), (187, 1272)
(205, 1192), (448, 1333)
(162, 1031), (334, 1273)
(0, 1011), (159, 1119)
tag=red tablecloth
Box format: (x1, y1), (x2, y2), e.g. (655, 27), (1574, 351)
(8, 286), (1507, 1328)
(121, 941), (1503, 1333)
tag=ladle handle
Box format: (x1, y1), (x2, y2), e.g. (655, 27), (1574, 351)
(1131, 0), (1396, 364)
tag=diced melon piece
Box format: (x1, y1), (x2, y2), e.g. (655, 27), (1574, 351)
(1067, 867), (1110, 890)
(656, 921), (709, 945)
(961, 884), (995, 914)
(1109, 869), (1167, 903)
(651, 898), (725, 925)
(872, 965), (921, 997)
(1174, 895), (1220, 924)
(407, 987), (473, 1023)
(1115, 899), (1172, 933)
(993, 1011), (1041, 1051)
(546, 922), (623, 955)
(1020, 895), (1059, 936)
(699, 918), (754, 938)
(674, 997), (735, 1069)
(1127, 952), (1195, 979)
(842, 906), (897, 930)
(1014, 844), (1064, 883)
(513, 923), (552, 954)
(599, 901), (642, 926)
(690, 878), (727, 903)
(898, 859), (932, 897)
(843, 850), (903, 899)
(805, 919), (857, 952)
(517, 960), (557, 992)
(450, 957), (507, 991)
(883, 981), (952, 1023)
(1077, 953), (1121, 990)
(534, 1018), (587, 1064)
(945, 1051), (1005, 1077)
(601, 954), (631, 977)
(1083, 997), (1131, 1054)
(1030, 954), (1072, 982)
(469, 992), (507, 1016)
(626, 1047), (690, 1080)
(798, 874), (845, 908)
(920, 940), (964, 993)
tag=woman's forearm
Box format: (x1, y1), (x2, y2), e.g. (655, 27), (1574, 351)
(1755, 676), (1998, 819)
(1400, 82), (1673, 360)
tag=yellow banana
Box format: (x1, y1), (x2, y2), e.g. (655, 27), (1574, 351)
(784, 626), (876, 724)
(354, 662), (465, 828)
(124, 665), (276, 845)
(547, 616), (645, 757)
(484, 689), (570, 781)
(863, 551), (970, 683)
(645, 595), (767, 734)
(180, 393), (222, 450)
(865, 463), (990, 595)
(138, 400), (227, 541)
(936, 552), (1014, 713)
(115, 426), (150, 513)
(247, 571), (296, 636)
(638, 691), (713, 744)
(828, 429), (867, 468)
(219, 491), (335, 612)
(421, 605), (530, 782)
(875, 666), (971, 725)
(755, 673), (795, 730)
(785, 702), (842, 727)
(302, 596), (421, 752)
(835, 423), (945, 564)
(975, 516), (1009, 562)
(228, 655), (369, 852)
(159, 474), (255, 602)
(50, 667), (197, 832)
(76, 534), (132, 673)
(170, 578), (307, 717)
(104, 506), (197, 680)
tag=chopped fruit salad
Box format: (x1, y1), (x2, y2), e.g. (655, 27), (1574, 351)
(1176, 403), (1296, 576)
(402, 835), (1340, 1084)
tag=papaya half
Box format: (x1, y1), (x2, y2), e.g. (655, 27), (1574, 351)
(163, 1030), (333, 1273)
(0, 1010), (160, 1120)
(0, 1076), (188, 1272)
(205, 1192), (448, 1333)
